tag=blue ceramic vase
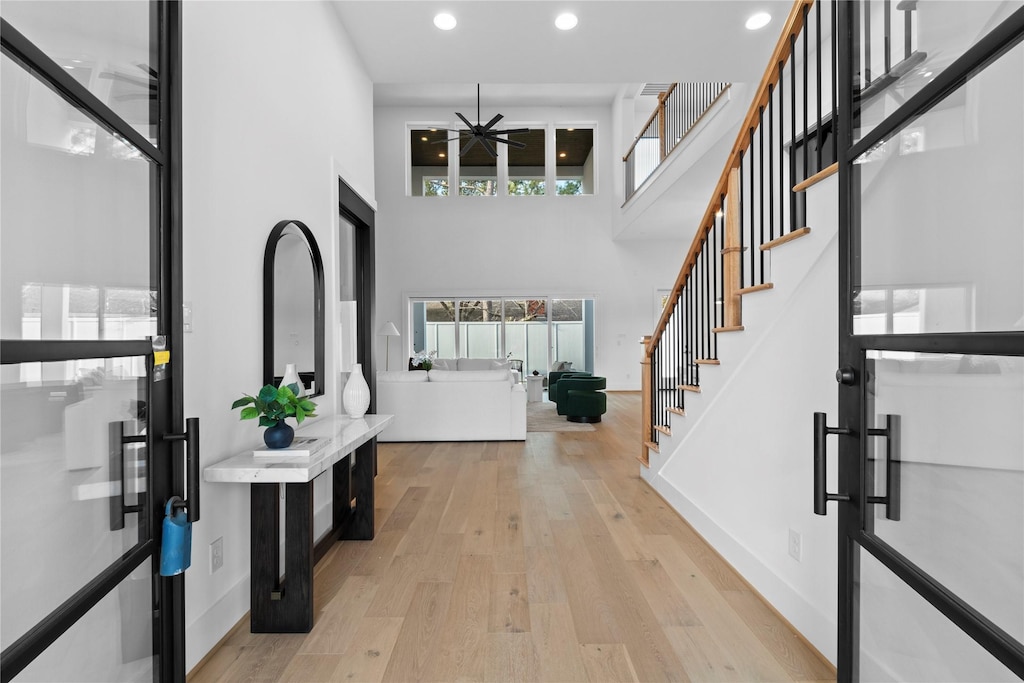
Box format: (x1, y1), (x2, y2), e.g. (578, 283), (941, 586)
(263, 420), (295, 449)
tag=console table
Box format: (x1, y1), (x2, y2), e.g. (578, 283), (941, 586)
(203, 414), (392, 633)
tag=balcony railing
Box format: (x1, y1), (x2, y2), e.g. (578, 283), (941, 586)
(622, 82), (730, 202)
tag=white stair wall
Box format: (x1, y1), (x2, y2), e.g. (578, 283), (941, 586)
(643, 175), (840, 663)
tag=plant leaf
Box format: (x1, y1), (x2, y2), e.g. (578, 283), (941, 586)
(298, 399), (317, 412)
(239, 406), (259, 420)
(258, 384), (278, 404)
(277, 384), (296, 403)
(294, 405), (305, 423)
(259, 416), (277, 428)
(231, 395), (255, 409)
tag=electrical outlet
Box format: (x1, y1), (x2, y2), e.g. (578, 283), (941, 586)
(788, 529), (802, 562)
(210, 537), (224, 574)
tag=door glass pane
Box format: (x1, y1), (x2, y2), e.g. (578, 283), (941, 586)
(858, 549), (1019, 682)
(855, 41), (1023, 334)
(458, 300), (501, 358)
(551, 299), (585, 371)
(1, 358), (148, 650)
(410, 128), (448, 196)
(1, 55), (157, 341)
(13, 558), (154, 682)
(865, 352), (1024, 643)
(419, 300), (455, 358)
(854, 1), (1023, 144)
(504, 299), (547, 376)
(0, 0), (158, 145)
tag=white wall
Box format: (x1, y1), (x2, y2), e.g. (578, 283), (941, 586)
(373, 104), (687, 389)
(181, 0), (374, 671)
(644, 177), (841, 663)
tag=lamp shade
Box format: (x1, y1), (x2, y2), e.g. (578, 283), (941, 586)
(379, 321), (400, 337)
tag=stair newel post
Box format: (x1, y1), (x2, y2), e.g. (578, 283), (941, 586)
(723, 167), (743, 328)
(641, 335), (653, 465)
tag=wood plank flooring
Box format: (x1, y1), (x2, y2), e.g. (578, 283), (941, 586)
(189, 392), (835, 682)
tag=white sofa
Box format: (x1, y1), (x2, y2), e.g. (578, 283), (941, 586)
(376, 362), (526, 442)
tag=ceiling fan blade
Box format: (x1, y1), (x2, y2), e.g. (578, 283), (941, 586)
(479, 137), (498, 158)
(492, 128), (530, 136)
(482, 112), (503, 132)
(461, 135), (481, 155)
(455, 112), (475, 131)
(431, 137), (463, 144)
(488, 137), (526, 149)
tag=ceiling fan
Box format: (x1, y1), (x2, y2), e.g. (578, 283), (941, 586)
(435, 84), (528, 158)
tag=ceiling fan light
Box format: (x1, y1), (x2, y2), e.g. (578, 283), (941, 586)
(555, 13), (578, 31)
(745, 12), (771, 31)
(433, 13), (457, 31)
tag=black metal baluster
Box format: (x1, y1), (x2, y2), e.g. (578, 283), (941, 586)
(738, 149), (745, 288)
(884, 0), (892, 74)
(768, 85), (775, 244)
(778, 61), (785, 240)
(904, 2), (912, 60)
(803, 4), (809, 183)
(759, 105), (765, 283)
(790, 34), (797, 233)
(816, 0), (823, 173)
(864, 0), (872, 84)
(748, 126), (755, 288)
(703, 237), (710, 362)
(832, 0), (839, 165)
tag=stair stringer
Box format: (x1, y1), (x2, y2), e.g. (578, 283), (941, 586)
(641, 176), (840, 662)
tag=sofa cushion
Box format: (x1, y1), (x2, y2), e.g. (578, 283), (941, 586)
(377, 371), (428, 383)
(456, 358), (495, 371)
(433, 358), (457, 371)
(429, 369), (510, 382)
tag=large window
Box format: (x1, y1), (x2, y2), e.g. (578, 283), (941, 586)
(410, 297), (594, 376)
(408, 123), (595, 197)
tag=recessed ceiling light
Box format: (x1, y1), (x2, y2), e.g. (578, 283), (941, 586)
(566, 128), (575, 132)
(555, 13), (578, 31)
(438, 152), (446, 158)
(559, 152), (567, 158)
(433, 13), (456, 31)
(745, 12), (771, 31)
(421, 136), (428, 141)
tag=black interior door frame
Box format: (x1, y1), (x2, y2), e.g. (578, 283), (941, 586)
(0, 2), (184, 681)
(834, 3), (1024, 680)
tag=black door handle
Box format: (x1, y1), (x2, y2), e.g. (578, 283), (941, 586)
(164, 417), (200, 523)
(813, 412), (851, 515)
(109, 421), (146, 531)
(866, 414), (901, 521)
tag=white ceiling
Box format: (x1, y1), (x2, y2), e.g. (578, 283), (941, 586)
(330, 0), (794, 106)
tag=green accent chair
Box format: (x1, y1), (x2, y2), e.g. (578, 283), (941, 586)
(548, 371), (590, 405)
(557, 375), (607, 422)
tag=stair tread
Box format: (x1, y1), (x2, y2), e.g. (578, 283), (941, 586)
(713, 325), (745, 333)
(654, 424), (672, 436)
(644, 441), (660, 454)
(678, 384), (701, 393)
(761, 227), (811, 251)
(694, 359), (720, 365)
(738, 282), (774, 295)
(667, 406), (686, 416)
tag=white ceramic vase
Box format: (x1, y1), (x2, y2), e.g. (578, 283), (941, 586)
(280, 363), (305, 396)
(342, 363), (370, 418)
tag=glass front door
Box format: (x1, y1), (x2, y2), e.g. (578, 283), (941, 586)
(0, 2), (185, 681)
(832, 4), (1024, 680)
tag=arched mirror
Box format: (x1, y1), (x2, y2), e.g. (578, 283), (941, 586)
(264, 219), (325, 398)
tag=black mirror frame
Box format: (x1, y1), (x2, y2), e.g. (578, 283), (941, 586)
(263, 219), (325, 398)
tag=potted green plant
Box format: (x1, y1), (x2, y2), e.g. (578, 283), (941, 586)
(231, 383), (318, 449)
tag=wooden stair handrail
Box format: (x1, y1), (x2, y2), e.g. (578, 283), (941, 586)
(646, 0), (815, 356)
(623, 83), (678, 162)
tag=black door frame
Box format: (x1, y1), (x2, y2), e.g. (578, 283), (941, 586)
(0, 2), (185, 681)
(834, 3), (1024, 680)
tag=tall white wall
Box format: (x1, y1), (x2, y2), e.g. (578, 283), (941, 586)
(181, 0), (374, 671)
(373, 104), (687, 389)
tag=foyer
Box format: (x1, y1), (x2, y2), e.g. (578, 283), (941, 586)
(190, 393), (834, 682)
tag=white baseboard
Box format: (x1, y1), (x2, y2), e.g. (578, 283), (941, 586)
(644, 469), (837, 665)
(185, 574), (250, 673)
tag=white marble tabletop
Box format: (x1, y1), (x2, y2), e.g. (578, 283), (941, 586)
(203, 414), (393, 484)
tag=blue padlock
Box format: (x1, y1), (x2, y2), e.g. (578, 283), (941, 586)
(159, 496), (192, 576)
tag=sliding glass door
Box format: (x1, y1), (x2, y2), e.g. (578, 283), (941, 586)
(410, 296), (594, 376)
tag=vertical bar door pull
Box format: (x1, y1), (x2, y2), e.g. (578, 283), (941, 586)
(163, 417), (201, 522)
(866, 414), (901, 521)
(813, 412), (851, 515)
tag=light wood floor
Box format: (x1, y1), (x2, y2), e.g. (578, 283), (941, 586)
(190, 392), (835, 682)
